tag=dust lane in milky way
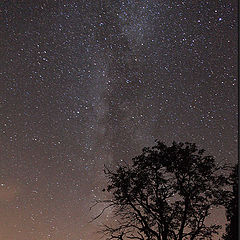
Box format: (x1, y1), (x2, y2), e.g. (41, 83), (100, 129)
(0, 1), (237, 239)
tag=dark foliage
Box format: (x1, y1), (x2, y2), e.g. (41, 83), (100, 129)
(223, 163), (238, 240)
(97, 141), (229, 240)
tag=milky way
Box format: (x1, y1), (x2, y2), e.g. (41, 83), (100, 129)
(0, 1), (238, 239)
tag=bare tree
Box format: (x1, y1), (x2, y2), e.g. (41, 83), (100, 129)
(95, 141), (229, 240)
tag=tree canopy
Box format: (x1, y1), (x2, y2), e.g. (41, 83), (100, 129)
(223, 163), (238, 240)
(98, 141), (229, 240)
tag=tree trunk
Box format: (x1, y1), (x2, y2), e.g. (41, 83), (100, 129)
(178, 198), (189, 240)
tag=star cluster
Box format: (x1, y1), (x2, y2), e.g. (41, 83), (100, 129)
(0, 1), (237, 239)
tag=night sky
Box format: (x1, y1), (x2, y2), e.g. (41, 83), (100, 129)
(0, 1), (238, 239)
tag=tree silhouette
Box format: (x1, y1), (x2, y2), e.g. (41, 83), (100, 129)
(97, 141), (229, 240)
(223, 163), (238, 240)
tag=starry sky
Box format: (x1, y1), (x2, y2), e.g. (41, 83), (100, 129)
(0, 1), (238, 239)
